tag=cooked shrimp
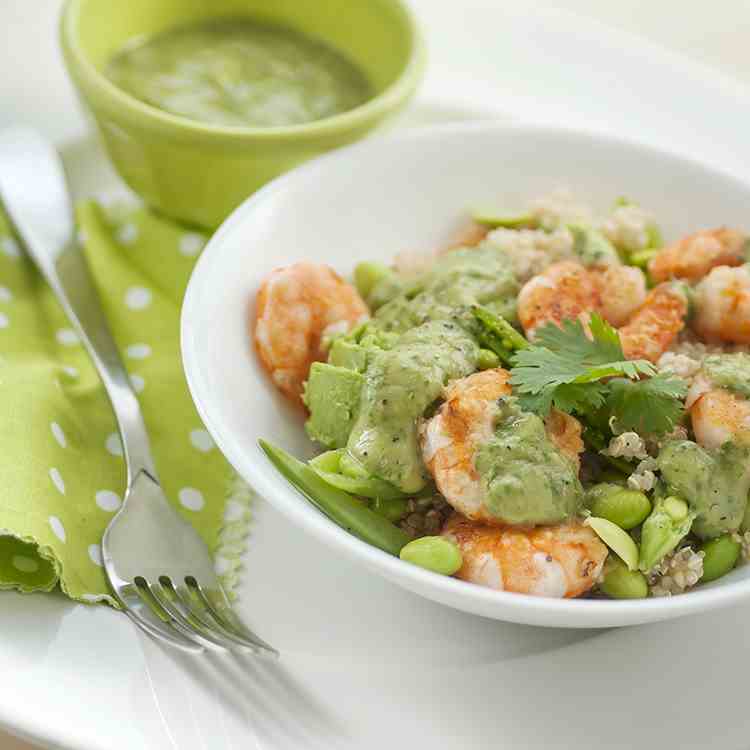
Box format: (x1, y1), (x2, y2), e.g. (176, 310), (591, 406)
(442, 515), (607, 598)
(544, 409), (585, 471)
(254, 261), (368, 402)
(420, 368), (584, 523)
(618, 282), (689, 362)
(686, 373), (750, 449)
(693, 265), (750, 344)
(648, 228), (747, 284)
(590, 265), (648, 327)
(420, 368), (512, 521)
(518, 261), (647, 337)
(517, 261), (600, 337)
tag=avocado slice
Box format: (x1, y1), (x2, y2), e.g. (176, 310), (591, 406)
(303, 363), (363, 448)
(328, 338), (369, 372)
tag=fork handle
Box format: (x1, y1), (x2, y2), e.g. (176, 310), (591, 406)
(0, 130), (157, 484)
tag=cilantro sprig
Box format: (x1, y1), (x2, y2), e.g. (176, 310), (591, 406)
(509, 314), (687, 435)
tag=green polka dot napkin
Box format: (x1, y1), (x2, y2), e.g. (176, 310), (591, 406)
(0, 200), (251, 605)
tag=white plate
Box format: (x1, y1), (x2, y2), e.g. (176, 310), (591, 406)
(183, 122), (750, 629)
(5, 2), (750, 749)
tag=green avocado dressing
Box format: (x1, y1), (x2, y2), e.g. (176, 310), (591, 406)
(106, 19), (372, 128)
(658, 438), (750, 539)
(308, 244), (573, 520)
(371, 245), (519, 333)
(476, 399), (584, 525)
(346, 320), (480, 493)
(702, 353), (750, 399)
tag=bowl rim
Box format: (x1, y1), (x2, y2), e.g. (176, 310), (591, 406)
(182, 121), (750, 626)
(59, 0), (426, 142)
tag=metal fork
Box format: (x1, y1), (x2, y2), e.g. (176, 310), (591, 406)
(0, 129), (277, 657)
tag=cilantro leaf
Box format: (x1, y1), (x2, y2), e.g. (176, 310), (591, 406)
(518, 382), (608, 416)
(604, 375), (688, 435)
(509, 314), (655, 414)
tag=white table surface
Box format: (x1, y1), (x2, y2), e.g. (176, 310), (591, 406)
(2, 2), (750, 748)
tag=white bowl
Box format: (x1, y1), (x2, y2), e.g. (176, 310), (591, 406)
(182, 122), (750, 628)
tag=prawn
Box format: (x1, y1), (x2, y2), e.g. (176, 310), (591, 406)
(254, 261), (368, 402)
(618, 282), (689, 362)
(590, 265), (648, 327)
(517, 261), (601, 338)
(648, 228), (748, 284)
(442, 514), (607, 598)
(686, 373), (750, 450)
(693, 265), (750, 345)
(517, 261), (648, 338)
(420, 368), (584, 523)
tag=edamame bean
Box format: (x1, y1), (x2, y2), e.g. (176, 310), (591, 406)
(477, 348), (501, 370)
(700, 535), (741, 583)
(600, 556), (649, 599)
(399, 536), (463, 575)
(584, 516), (639, 571)
(353, 261), (391, 300)
(589, 487), (651, 530)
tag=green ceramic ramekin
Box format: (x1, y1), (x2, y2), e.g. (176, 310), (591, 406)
(61, 0), (425, 229)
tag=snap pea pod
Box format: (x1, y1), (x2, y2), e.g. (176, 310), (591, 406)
(470, 210), (538, 230)
(372, 497), (410, 523)
(639, 495), (694, 573)
(259, 440), (410, 555)
(471, 306), (528, 366)
(584, 516), (639, 570)
(309, 450), (407, 500)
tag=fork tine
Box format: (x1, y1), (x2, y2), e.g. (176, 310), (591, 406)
(185, 576), (279, 657)
(166, 580), (269, 655)
(143, 579), (232, 653)
(111, 587), (205, 654)
(152, 578), (255, 654)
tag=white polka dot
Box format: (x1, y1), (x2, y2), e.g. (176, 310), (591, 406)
(95, 490), (121, 512)
(12, 555), (39, 573)
(88, 544), (103, 567)
(179, 232), (206, 257)
(130, 373), (145, 393)
(1, 237), (20, 259)
(0, 312), (8, 329)
(62, 366), (79, 379)
(124, 286), (152, 310)
(49, 516), (66, 542)
(56, 328), (79, 346)
(126, 343), (151, 359)
(179, 487), (205, 511)
(223, 500), (244, 522)
(189, 429), (214, 453)
(50, 421), (67, 448)
(116, 222), (138, 245)
(105, 432), (123, 457)
(0, 285), (12, 302)
(49, 467), (65, 495)
(214, 556), (231, 576)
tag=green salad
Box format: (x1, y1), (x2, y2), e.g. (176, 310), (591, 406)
(255, 190), (750, 600)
